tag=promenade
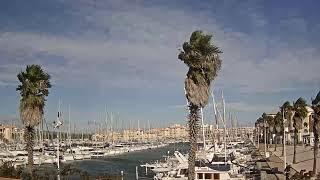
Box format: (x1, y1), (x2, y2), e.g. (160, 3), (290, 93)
(257, 143), (320, 179)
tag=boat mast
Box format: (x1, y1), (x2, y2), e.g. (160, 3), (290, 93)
(222, 91), (227, 163)
(40, 116), (43, 154)
(200, 108), (206, 150)
(110, 112), (114, 144)
(211, 91), (218, 153)
(68, 104), (72, 149)
(56, 99), (62, 180)
(104, 105), (108, 142)
(235, 114), (238, 140)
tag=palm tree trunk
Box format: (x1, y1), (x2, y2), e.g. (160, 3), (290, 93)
(267, 130), (270, 149)
(274, 135), (277, 151)
(313, 117), (319, 177)
(25, 126), (34, 171)
(293, 128), (297, 164)
(187, 104), (200, 180)
(282, 135), (285, 156)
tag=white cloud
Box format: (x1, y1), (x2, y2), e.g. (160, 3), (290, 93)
(0, 0), (319, 125)
(226, 102), (277, 113)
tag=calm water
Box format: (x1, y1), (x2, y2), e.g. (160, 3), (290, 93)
(69, 143), (189, 179)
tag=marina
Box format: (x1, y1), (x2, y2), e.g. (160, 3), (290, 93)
(0, 1), (319, 179)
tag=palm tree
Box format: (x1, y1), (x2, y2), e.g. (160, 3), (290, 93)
(312, 91), (320, 176)
(273, 112), (282, 151)
(280, 101), (293, 156)
(178, 30), (222, 180)
(255, 117), (263, 148)
(16, 65), (51, 171)
(261, 113), (273, 149)
(292, 97), (308, 164)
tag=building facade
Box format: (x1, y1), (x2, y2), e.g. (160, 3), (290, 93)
(0, 124), (24, 143)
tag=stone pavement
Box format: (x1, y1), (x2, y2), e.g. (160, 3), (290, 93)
(256, 144), (286, 179)
(257, 143), (320, 179)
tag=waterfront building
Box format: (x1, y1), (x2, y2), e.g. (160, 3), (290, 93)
(92, 122), (255, 144)
(92, 123), (188, 143)
(0, 124), (24, 143)
(301, 106), (314, 145)
(283, 106), (314, 145)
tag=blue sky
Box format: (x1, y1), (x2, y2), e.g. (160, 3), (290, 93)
(0, 0), (319, 130)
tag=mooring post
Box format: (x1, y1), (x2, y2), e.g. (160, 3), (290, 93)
(121, 170), (124, 180)
(136, 166), (139, 180)
(145, 165), (148, 175)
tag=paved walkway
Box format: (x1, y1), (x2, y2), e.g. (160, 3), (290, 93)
(256, 143), (320, 179)
(256, 144), (285, 179)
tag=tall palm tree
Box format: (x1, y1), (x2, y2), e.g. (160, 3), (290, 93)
(255, 117), (263, 148)
(261, 113), (272, 149)
(16, 65), (51, 171)
(178, 30), (222, 180)
(292, 97), (308, 164)
(272, 112), (282, 151)
(312, 91), (320, 176)
(280, 101), (293, 156)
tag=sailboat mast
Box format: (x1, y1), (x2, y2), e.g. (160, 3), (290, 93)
(235, 114), (238, 140)
(105, 105), (108, 142)
(211, 91), (218, 129)
(57, 99), (61, 180)
(110, 112), (114, 144)
(200, 108), (206, 150)
(148, 119), (151, 141)
(211, 91), (218, 153)
(68, 104), (71, 148)
(222, 91), (227, 163)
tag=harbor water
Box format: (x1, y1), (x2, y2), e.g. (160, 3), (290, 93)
(68, 143), (189, 179)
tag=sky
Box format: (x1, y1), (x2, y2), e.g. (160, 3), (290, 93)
(0, 0), (319, 131)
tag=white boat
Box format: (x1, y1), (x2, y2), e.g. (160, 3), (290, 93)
(68, 146), (93, 159)
(155, 164), (245, 180)
(90, 150), (104, 158)
(63, 154), (74, 161)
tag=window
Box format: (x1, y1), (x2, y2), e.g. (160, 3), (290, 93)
(214, 173), (220, 179)
(198, 173), (203, 179)
(205, 173), (212, 179)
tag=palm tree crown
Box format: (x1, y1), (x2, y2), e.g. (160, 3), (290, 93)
(293, 97), (308, 130)
(17, 64), (51, 127)
(281, 101), (293, 129)
(178, 30), (222, 107)
(273, 112), (283, 134)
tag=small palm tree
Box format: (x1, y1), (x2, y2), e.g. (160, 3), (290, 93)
(16, 65), (51, 171)
(280, 101), (293, 156)
(178, 30), (222, 180)
(258, 117), (264, 147)
(292, 97), (308, 164)
(261, 113), (273, 149)
(273, 112), (282, 151)
(312, 91), (320, 176)
(255, 117), (263, 148)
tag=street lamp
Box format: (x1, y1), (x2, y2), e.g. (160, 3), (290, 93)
(53, 112), (63, 180)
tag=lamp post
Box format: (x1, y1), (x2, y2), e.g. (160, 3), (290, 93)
(283, 110), (287, 170)
(264, 120), (267, 158)
(54, 111), (63, 180)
